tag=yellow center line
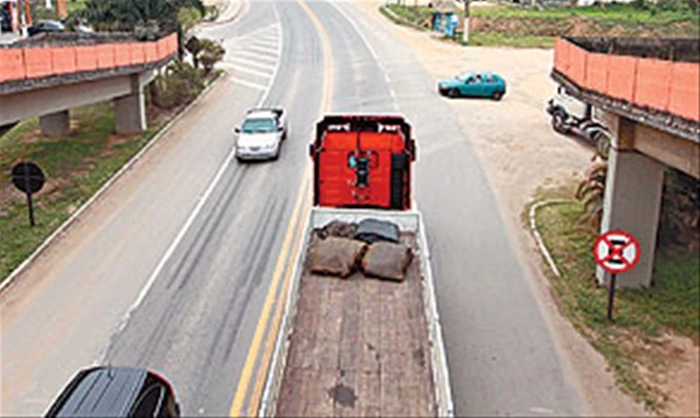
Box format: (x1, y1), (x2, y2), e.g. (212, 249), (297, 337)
(229, 176), (309, 416)
(229, 0), (335, 415)
(246, 192), (312, 416)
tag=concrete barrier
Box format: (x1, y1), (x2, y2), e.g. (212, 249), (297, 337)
(553, 37), (699, 122)
(0, 34), (177, 83)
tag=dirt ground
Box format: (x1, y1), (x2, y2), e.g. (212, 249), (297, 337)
(355, 1), (699, 416)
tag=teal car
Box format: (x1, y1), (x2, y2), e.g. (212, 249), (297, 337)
(438, 71), (506, 100)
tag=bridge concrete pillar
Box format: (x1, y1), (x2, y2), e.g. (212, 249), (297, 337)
(596, 115), (665, 289)
(114, 77), (146, 134)
(40, 110), (70, 137)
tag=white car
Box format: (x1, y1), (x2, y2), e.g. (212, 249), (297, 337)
(234, 108), (288, 161)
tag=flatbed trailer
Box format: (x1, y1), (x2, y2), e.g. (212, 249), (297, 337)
(258, 115), (453, 417)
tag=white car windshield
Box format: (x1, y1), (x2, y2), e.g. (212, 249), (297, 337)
(242, 118), (276, 133)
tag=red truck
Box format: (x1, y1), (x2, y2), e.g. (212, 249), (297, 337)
(259, 114), (454, 417)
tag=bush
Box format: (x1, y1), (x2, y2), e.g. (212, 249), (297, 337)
(150, 61), (205, 109)
(199, 39), (225, 74)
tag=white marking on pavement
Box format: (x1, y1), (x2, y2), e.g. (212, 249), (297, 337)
(100, 4), (284, 363)
(328, 2), (379, 60)
(328, 1), (397, 112)
(530, 407), (555, 414)
(384, 73), (391, 82)
(244, 44), (281, 56)
(228, 49), (278, 62)
(226, 57), (276, 71)
(225, 64), (274, 78)
(230, 76), (268, 91)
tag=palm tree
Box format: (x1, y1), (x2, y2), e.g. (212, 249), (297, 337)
(575, 132), (611, 226)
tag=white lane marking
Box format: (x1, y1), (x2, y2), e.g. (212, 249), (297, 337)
(244, 44), (281, 56)
(228, 49), (278, 62)
(100, 3), (284, 363)
(530, 407), (555, 414)
(226, 57), (276, 71)
(224, 64), (274, 78)
(328, 1), (397, 112)
(250, 34), (279, 45)
(230, 76), (268, 91)
(232, 24), (280, 40)
(328, 1), (379, 61)
(384, 73), (390, 82)
(249, 38), (280, 49)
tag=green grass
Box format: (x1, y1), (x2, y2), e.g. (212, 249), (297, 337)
(533, 199), (700, 412)
(383, 3), (698, 47)
(0, 70), (221, 284)
(0, 103), (162, 283)
(465, 32), (555, 48)
(67, 0), (89, 15)
(471, 2), (697, 25)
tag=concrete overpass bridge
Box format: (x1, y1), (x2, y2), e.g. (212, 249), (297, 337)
(551, 36), (699, 288)
(0, 32), (178, 137)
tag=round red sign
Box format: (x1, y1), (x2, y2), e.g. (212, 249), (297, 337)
(593, 230), (641, 274)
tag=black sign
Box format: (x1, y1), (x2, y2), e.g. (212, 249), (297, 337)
(12, 162), (45, 194)
(11, 161), (45, 227)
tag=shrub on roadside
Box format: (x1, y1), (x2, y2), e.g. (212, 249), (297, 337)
(199, 39), (226, 75)
(150, 61), (205, 110)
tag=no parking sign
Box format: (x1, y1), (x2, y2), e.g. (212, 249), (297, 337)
(593, 230), (641, 274)
(593, 230), (641, 321)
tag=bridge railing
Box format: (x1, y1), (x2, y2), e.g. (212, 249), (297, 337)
(0, 33), (178, 83)
(553, 37), (699, 122)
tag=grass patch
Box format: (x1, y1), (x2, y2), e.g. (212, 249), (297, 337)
(0, 103), (164, 282)
(382, 3), (698, 48)
(471, 2), (698, 25)
(0, 65), (220, 284)
(532, 198), (700, 412)
(67, 0), (89, 15)
(465, 32), (555, 48)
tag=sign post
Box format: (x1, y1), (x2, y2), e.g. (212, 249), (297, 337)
(11, 162), (45, 227)
(593, 230), (641, 321)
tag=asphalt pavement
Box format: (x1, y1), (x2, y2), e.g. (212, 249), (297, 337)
(1, 0), (584, 416)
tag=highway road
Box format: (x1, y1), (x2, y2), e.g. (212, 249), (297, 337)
(1, 0), (584, 416)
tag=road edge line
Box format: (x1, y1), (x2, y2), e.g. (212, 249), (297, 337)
(529, 199), (573, 279)
(0, 72), (225, 296)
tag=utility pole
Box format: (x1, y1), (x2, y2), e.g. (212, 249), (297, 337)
(462, 0), (470, 44)
(18, 0), (29, 37)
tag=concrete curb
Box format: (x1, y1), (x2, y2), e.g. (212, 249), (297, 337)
(528, 199), (573, 279)
(0, 72), (226, 295)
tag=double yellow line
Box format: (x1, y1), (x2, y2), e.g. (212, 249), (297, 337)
(229, 0), (334, 415)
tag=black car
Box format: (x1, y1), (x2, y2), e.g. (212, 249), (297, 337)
(27, 20), (65, 36)
(45, 366), (181, 417)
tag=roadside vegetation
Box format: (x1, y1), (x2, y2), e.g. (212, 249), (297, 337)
(532, 194), (698, 413)
(384, 0), (699, 48)
(0, 0), (226, 283)
(529, 130), (699, 413)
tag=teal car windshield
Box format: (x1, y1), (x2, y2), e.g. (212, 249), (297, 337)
(242, 118), (276, 133)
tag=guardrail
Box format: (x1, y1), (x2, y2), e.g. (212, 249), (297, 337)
(553, 37), (699, 122)
(0, 33), (178, 83)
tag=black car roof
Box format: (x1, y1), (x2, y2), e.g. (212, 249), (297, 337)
(46, 367), (148, 417)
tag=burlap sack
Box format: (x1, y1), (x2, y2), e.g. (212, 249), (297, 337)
(307, 237), (367, 278)
(316, 221), (358, 240)
(361, 242), (413, 281)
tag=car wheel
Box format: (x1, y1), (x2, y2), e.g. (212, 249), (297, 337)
(551, 113), (568, 134)
(448, 88), (459, 98)
(272, 144), (281, 161)
(492, 90), (504, 101)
